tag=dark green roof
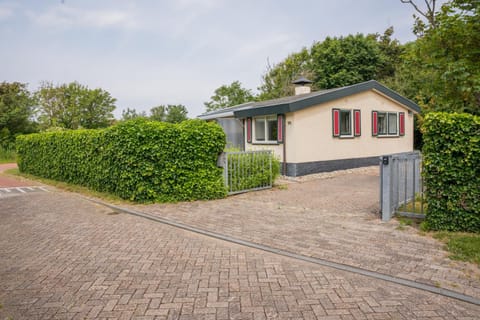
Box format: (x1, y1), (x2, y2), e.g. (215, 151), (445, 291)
(231, 80), (421, 118)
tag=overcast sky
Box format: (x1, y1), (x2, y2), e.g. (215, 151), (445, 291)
(0, 0), (435, 118)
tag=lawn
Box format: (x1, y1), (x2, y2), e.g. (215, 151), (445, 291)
(433, 232), (480, 266)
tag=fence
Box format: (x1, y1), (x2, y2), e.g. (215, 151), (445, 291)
(380, 151), (425, 221)
(219, 150), (273, 195)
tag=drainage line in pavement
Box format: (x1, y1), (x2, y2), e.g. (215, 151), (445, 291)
(87, 198), (480, 306)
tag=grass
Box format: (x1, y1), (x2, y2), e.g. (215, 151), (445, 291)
(397, 193), (427, 214)
(5, 168), (131, 205)
(432, 232), (480, 266)
(395, 216), (423, 230)
(395, 216), (480, 266)
(0, 146), (16, 164)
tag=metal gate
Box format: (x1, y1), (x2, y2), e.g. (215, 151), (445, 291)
(219, 150), (273, 195)
(380, 151), (425, 221)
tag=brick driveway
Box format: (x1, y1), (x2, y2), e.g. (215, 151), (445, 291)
(1, 190), (480, 319)
(131, 167), (480, 301)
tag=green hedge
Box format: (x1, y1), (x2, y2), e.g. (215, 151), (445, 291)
(422, 112), (480, 232)
(16, 119), (227, 202)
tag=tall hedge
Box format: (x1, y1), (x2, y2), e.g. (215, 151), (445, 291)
(16, 119), (227, 202)
(422, 112), (480, 232)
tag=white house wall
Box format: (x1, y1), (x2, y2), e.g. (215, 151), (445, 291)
(245, 90), (414, 165)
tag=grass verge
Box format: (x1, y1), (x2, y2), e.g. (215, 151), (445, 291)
(5, 168), (131, 205)
(0, 147), (16, 164)
(395, 216), (480, 266)
(433, 232), (480, 266)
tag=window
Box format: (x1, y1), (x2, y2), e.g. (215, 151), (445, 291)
(253, 115), (278, 143)
(373, 111), (404, 136)
(340, 110), (351, 136)
(333, 109), (361, 138)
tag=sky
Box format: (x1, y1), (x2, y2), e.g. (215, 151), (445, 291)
(0, 0), (435, 118)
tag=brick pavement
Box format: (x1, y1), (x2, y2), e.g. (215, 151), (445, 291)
(0, 163), (40, 188)
(131, 167), (480, 300)
(1, 192), (479, 319)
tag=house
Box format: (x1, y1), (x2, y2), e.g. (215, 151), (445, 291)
(199, 79), (421, 177)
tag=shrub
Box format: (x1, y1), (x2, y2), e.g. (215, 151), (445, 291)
(16, 119), (227, 202)
(422, 112), (480, 232)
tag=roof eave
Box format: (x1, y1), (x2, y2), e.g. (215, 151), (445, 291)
(233, 80), (421, 118)
(234, 104), (291, 118)
(198, 110), (234, 120)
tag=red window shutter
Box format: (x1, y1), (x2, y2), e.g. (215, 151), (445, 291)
(399, 112), (405, 136)
(332, 109), (340, 137)
(277, 114), (284, 143)
(372, 111), (378, 136)
(354, 109), (361, 137)
(246, 117), (252, 143)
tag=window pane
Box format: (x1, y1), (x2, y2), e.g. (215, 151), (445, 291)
(378, 113), (387, 135)
(267, 118), (278, 141)
(388, 113), (398, 135)
(340, 110), (351, 135)
(255, 118), (265, 141)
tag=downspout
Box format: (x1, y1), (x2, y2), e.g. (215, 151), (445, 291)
(282, 120), (287, 176)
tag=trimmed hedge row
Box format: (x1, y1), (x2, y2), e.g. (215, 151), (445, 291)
(16, 119), (227, 202)
(422, 112), (480, 232)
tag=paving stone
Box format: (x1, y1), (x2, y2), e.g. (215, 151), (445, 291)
(131, 167), (480, 300)
(1, 191), (479, 319)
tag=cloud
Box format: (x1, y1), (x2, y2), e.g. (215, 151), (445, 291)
(27, 5), (138, 30)
(0, 5), (13, 20)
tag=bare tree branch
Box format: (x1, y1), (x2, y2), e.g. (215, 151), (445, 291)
(400, 0), (438, 27)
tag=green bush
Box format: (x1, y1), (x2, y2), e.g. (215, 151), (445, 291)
(422, 112), (480, 232)
(16, 119), (227, 202)
(225, 151), (280, 193)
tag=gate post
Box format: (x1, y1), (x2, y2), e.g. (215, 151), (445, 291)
(380, 155), (393, 221)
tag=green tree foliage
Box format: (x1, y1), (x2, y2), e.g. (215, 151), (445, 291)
(149, 105), (166, 121)
(0, 82), (37, 148)
(258, 31), (403, 99)
(36, 82), (116, 129)
(121, 107), (147, 121)
(257, 49), (311, 100)
(310, 34), (385, 89)
(204, 81), (255, 111)
(400, 0), (440, 36)
(393, 0), (480, 115)
(122, 105), (188, 123)
(165, 104), (188, 123)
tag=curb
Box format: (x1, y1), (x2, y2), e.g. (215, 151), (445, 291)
(86, 196), (480, 307)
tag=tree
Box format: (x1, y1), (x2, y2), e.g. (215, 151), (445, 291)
(165, 105), (188, 123)
(400, 0), (439, 35)
(258, 32), (399, 99)
(0, 82), (37, 147)
(310, 34), (385, 89)
(393, 0), (480, 115)
(121, 108), (147, 121)
(149, 105), (166, 122)
(258, 48), (311, 100)
(79, 88), (117, 128)
(36, 82), (116, 129)
(204, 81), (255, 112)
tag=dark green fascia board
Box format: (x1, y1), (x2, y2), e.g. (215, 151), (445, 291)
(370, 82), (421, 113)
(234, 80), (421, 118)
(235, 103), (290, 118)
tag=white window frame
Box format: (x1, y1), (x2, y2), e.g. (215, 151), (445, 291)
(377, 112), (399, 136)
(253, 115), (278, 144)
(339, 109), (353, 138)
